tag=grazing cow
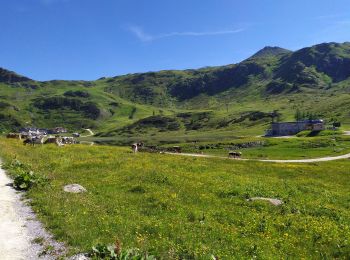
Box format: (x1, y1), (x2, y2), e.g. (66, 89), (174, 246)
(228, 151), (242, 159)
(172, 146), (182, 153)
(7, 133), (21, 140)
(44, 136), (58, 144)
(43, 135), (66, 146)
(137, 142), (144, 148)
(55, 137), (65, 147)
(61, 137), (76, 144)
(23, 136), (45, 146)
(131, 143), (138, 153)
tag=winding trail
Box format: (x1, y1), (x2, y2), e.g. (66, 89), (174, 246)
(0, 163), (65, 259)
(166, 152), (350, 163)
(81, 129), (94, 137)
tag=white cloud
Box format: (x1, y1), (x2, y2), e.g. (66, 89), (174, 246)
(128, 26), (154, 42)
(127, 25), (245, 42)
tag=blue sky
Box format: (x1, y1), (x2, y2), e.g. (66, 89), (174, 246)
(1, 0), (350, 80)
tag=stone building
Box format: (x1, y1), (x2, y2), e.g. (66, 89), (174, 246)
(267, 120), (325, 136)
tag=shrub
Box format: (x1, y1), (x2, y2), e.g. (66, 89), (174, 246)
(64, 90), (90, 98)
(4, 159), (48, 190)
(89, 241), (156, 260)
(13, 170), (44, 190)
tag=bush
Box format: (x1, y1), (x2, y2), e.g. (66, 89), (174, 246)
(64, 90), (90, 98)
(13, 170), (43, 190)
(4, 159), (48, 190)
(89, 241), (156, 260)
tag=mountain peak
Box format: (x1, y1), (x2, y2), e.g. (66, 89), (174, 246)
(249, 46), (292, 60)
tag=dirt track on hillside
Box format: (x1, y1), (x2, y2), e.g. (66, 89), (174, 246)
(81, 129), (94, 137)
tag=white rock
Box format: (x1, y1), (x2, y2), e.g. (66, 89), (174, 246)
(63, 184), (87, 193)
(247, 197), (283, 206)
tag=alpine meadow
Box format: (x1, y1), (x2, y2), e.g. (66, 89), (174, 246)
(1, 1), (350, 259)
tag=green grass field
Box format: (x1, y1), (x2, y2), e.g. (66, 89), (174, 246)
(0, 138), (349, 259)
(166, 136), (350, 160)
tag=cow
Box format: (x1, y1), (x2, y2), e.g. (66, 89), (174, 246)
(228, 151), (242, 159)
(61, 137), (76, 144)
(6, 133), (21, 140)
(131, 143), (138, 153)
(55, 137), (65, 147)
(23, 136), (45, 146)
(172, 146), (182, 153)
(44, 136), (58, 144)
(43, 135), (65, 146)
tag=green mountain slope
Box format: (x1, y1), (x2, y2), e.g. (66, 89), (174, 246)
(247, 46), (292, 60)
(0, 68), (32, 83)
(1, 42), (350, 137)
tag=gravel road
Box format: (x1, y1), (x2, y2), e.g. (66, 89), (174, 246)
(0, 163), (65, 260)
(166, 152), (350, 163)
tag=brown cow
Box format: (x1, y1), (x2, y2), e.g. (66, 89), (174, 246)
(172, 146), (182, 153)
(228, 151), (242, 159)
(7, 133), (21, 140)
(44, 136), (58, 144)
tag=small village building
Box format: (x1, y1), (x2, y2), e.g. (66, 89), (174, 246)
(268, 120), (325, 136)
(19, 127), (48, 136)
(49, 127), (68, 134)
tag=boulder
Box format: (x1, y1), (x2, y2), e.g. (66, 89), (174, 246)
(247, 197), (283, 206)
(63, 184), (87, 194)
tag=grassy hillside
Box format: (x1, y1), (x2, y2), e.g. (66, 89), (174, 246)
(1, 42), (350, 138)
(0, 138), (349, 258)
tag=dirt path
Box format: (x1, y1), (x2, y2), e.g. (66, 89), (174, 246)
(0, 166), (31, 260)
(81, 129), (94, 137)
(166, 152), (350, 163)
(0, 163), (65, 259)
